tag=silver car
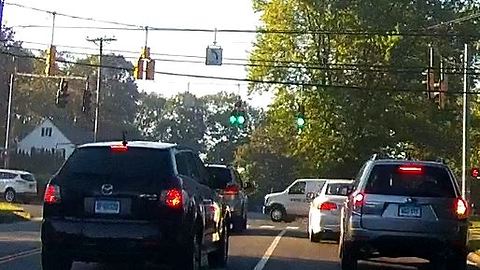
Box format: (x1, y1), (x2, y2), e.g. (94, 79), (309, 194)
(339, 158), (469, 270)
(308, 180), (354, 242)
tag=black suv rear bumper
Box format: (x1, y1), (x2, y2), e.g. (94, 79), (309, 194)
(42, 218), (188, 263)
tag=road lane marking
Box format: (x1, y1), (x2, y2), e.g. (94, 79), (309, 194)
(259, 225), (275, 229)
(253, 229), (286, 270)
(286, 226), (299, 230)
(0, 248), (41, 264)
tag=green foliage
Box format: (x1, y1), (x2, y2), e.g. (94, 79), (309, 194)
(240, 0), (480, 207)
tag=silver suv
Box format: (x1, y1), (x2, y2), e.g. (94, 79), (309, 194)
(339, 158), (469, 270)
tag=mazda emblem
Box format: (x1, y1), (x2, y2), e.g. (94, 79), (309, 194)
(101, 184), (114, 196)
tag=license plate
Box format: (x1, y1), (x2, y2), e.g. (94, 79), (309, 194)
(398, 205), (421, 218)
(95, 200), (120, 214)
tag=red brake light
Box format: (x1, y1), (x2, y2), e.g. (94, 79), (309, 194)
(455, 197), (469, 220)
(398, 165), (423, 174)
(111, 145), (128, 153)
(223, 184), (240, 195)
(472, 168), (480, 178)
(319, 201), (337, 211)
(164, 189), (182, 209)
(44, 184), (61, 204)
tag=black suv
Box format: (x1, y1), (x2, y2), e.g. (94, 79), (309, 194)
(206, 164), (251, 232)
(339, 158), (469, 270)
(41, 141), (230, 270)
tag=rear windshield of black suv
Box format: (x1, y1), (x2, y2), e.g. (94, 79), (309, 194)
(364, 164), (456, 198)
(206, 167), (232, 189)
(58, 147), (174, 185)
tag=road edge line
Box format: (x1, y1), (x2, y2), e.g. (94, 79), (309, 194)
(0, 248), (41, 264)
(253, 229), (286, 270)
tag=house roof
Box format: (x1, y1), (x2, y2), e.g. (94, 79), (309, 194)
(51, 120), (93, 145)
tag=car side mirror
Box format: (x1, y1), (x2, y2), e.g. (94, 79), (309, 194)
(306, 192), (319, 201)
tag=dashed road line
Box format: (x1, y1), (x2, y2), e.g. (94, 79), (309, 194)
(259, 225), (276, 229)
(253, 229), (287, 270)
(0, 248), (41, 264)
(286, 226), (299, 230)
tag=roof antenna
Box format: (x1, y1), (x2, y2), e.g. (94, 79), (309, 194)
(122, 131), (128, 146)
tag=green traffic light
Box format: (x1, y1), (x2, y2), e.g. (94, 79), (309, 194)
(296, 116), (305, 128)
(229, 115), (237, 125)
(237, 115), (245, 125)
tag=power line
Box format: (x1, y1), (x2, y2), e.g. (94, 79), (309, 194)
(6, 2), (480, 38)
(1, 49), (480, 96)
(5, 2), (141, 28)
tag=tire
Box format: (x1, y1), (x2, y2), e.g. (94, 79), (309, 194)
(41, 246), (72, 270)
(270, 206), (285, 222)
(208, 222), (229, 268)
(4, 189), (16, 203)
(175, 233), (201, 270)
(309, 230), (322, 243)
(429, 253), (467, 270)
(340, 244), (358, 270)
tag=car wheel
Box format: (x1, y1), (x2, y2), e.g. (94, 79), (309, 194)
(309, 230), (321, 243)
(439, 253), (466, 270)
(4, 189), (16, 203)
(340, 243), (358, 270)
(270, 206), (285, 222)
(176, 233), (201, 270)
(208, 222), (229, 268)
(41, 246), (72, 270)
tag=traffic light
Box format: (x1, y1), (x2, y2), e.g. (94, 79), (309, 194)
(56, 78), (69, 108)
(296, 105), (306, 130)
(134, 47), (155, 80)
(82, 80), (93, 113)
(422, 69), (435, 99)
(45, 45), (57, 76)
(229, 100), (246, 127)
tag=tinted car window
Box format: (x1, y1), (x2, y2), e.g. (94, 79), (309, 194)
(365, 164), (456, 198)
(59, 147), (173, 186)
(289, 181), (306, 194)
(207, 167), (232, 189)
(326, 183), (353, 196)
(21, 174), (35, 182)
(175, 152), (190, 176)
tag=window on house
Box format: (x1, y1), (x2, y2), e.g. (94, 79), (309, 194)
(41, 127), (53, 137)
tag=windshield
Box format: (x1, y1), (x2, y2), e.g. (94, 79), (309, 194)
(59, 147), (174, 185)
(206, 167), (232, 189)
(365, 164), (456, 198)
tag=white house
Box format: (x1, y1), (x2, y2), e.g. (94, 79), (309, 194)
(16, 119), (93, 160)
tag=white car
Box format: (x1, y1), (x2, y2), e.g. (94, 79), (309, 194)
(308, 179), (354, 242)
(0, 169), (38, 203)
(263, 179), (327, 222)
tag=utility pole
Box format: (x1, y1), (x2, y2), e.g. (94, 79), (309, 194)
(3, 57), (15, 168)
(86, 36), (116, 142)
(462, 43), (469, 199)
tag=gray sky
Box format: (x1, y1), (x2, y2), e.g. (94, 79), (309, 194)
(3, 0), (273, 107)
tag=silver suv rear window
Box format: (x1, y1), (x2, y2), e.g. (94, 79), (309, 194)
(364, 164), (456, 198)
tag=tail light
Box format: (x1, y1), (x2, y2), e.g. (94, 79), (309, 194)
(352, 192), (365, 212)
(319, 201), (337, 211)
(44, 184), (61, 204)
(398, 165), (423, 174)
(110, 144), (128, 153)
(161, 188), (183, 209)
(223, 184), (240, 195)
(455, 197), (469, 220)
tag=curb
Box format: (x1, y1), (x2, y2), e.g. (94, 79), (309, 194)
(468, 252), (480, 267)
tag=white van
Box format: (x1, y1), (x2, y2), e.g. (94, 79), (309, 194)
(263, 179), (327, 222)
(0, 169), (38, 203)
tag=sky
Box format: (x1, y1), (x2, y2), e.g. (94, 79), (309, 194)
(2, 0), (274, 108)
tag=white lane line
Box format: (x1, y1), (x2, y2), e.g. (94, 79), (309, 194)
(259, 225), (275, 229)
(286, 226), (299, 230)
(253, 229), (287, 270)
(0, 248), (41, 264)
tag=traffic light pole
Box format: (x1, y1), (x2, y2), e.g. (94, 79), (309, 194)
(87, 36), (116, 142)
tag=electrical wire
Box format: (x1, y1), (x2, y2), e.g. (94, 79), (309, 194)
(1, 49), (479, 95)
(6, 2), (480, 38)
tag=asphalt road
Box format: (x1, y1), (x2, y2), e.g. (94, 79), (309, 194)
(0, 208), (476, 270)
